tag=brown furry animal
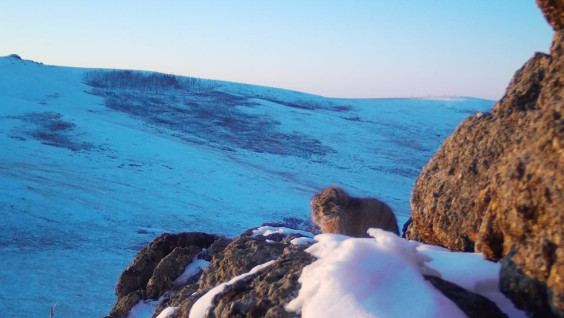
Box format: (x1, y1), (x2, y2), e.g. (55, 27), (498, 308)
(311, 186), (399, 237)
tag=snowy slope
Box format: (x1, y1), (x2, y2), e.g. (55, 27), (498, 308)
(0, 56), (493, 317)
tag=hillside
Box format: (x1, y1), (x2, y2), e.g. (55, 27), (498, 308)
(0, 55), (493, 317)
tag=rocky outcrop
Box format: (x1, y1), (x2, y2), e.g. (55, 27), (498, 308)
(179, 244), (314, 318)
(105, 226), (510, 318)
(406, 2), (563, 317)
(107, 232), (222, 317)
(104, 228), (316, 318)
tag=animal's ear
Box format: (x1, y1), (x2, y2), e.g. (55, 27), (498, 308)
(332, 187), (347, 203)
(329, 187), (339, 199)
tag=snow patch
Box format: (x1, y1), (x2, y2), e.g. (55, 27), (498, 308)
(252, 225), (314, 238)
(155, 306), (177, 318)
(173, 252), (210, 286)
(286, 230), (464, 318)
(286, 229), (524, 318)
(127, 298), (162, 318)
(286, 228), (525, 318)
(290, 237), (317, 245)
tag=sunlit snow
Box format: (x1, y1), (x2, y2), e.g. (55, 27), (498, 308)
(173, 253), (210, 286)
(252, 225), (315, 238)
(286, 229), (525, 318)
(155, 306), (178, 318)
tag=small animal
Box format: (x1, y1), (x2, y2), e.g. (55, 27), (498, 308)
(311, 186), (399, 237)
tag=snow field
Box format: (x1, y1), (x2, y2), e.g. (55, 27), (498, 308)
(0, 57), (494, 316)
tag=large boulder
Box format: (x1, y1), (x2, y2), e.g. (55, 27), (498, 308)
(406, 3), (564, 317)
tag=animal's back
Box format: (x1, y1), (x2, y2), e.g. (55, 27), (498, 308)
(350, 197), (399, 236)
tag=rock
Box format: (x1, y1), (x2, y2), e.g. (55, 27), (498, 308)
(145, 245), (201, 299)
(157, 232), (314, 318)
(425, 275), (508, 318)
(536, 0), (564, 30)
(206, 246), (314, 318)
(107, 232), (222, 317)
(105, 292), (143, 318)
(401, 217), (412, 238)
(406, 8), (564, 317)
(500, 248), (564, 318)
(197, 235), (289, 292)
(407, 50), (553, 254)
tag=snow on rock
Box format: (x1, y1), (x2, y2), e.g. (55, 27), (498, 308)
(417, 244), (526, 318)
(290, 236), (317, 245)
(286, 229), (466, 318)
(189, 260), (276, 318)
(127, 298), (162, 318)
(251, 225), (315, 238)
(173, 254), (210, 286)
(287, 228), (527, 318)
(155, 306), (177, 318)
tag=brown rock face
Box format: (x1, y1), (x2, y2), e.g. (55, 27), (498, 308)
(406, 24), (564, 318)
(107, 232), (222, 317)
(197, 235), (288, 292)
(536, 0), (564, 30)
(145, 245), (202, 299)
(205, 246), (314, 318)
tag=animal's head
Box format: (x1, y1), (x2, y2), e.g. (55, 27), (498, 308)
(311, 186), (350, 222)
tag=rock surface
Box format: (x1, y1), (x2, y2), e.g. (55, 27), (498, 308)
(406, 3), (564, 317)
(197, 246), (314, 318)
(536, 0), (564, 30)
(138, 229), (314, 318)
(500, 249), (563, 318)
(107, 232), (222, 317)
(196, 235), (289, 293)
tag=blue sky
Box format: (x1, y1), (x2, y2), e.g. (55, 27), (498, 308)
(0, 1), (553, 100)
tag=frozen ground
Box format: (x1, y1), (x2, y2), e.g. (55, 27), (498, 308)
(0, 56), (492, 317)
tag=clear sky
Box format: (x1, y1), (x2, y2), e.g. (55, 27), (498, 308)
(0, 1), (554, 100)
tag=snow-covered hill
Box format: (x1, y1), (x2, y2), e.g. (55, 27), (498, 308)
(0, 55), (493, 317)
